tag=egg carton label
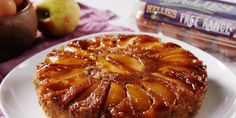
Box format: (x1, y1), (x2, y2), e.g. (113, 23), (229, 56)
(144, 0), (236, 39)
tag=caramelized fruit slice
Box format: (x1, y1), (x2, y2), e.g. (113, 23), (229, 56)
(126, 84), (151, 112)
(160, 53), (192, 61)
(117, 36), (138, 47)
(135, 36), (162, 50)
(62, 46), (78, 53)
(45, 56), (87, 65)
(152, 72), (190, 92)
(110, 98), (135, 117)
(59, 77), (98, 108)
(46, 74), (88, 91)
(107, 54), (144, 72)
(104, 83), (126, 110)
(62, 46), (91, 58)
(99, 35), (117, 47)
(77, 82), (99, 101)
(158, 66), (189, 74)
(45, 68), (84, 80)
(142, 81), (174, 104)
(43, 68), (88, 91)
(152, 73), (179, 84)
(69, 80), (110, 117)
(96, 57), (126, 74)
(138, 41), (162, 50)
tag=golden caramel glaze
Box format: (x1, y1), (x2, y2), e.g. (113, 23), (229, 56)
(34, 34), (207, 118)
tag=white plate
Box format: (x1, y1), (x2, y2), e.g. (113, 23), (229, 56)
(1, 32), (236, 118)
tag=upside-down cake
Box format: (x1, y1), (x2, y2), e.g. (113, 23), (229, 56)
(33, 34), (207, 118)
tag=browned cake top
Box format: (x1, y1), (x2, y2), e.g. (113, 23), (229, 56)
(35, 34), (207, 118)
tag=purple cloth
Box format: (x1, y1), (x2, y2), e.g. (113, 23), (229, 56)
(0, 112), (3, 118)
(0, 3), (131, 117)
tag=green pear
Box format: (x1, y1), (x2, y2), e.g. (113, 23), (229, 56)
(36, 0), (80, 37)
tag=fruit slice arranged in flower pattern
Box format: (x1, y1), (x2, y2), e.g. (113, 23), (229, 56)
(34, 34), (207, 118)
